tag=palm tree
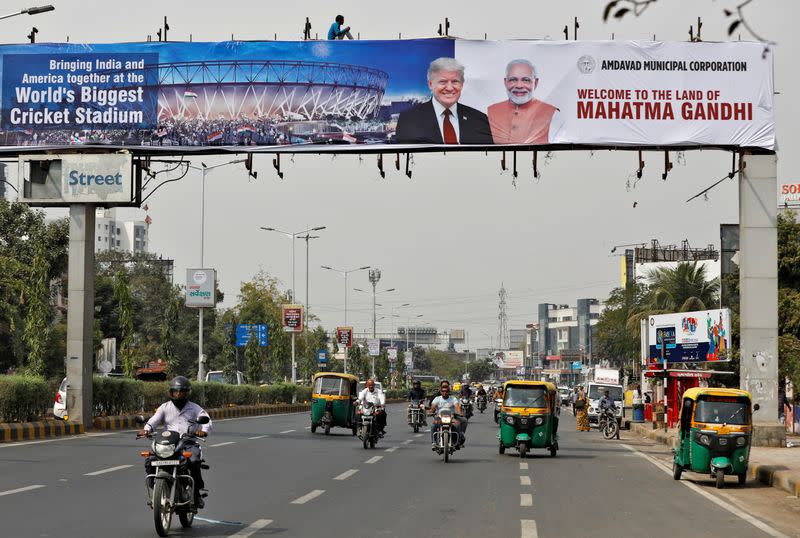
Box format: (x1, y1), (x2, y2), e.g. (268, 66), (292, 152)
(646, 261), (719, 313)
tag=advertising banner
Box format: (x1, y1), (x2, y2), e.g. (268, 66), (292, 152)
(493, 350), (524, 369)
(0, 39), (773, 153)
(367, 338), (379, 357)
(336, 326), (353, 348)
(648, 308), (731, 365)
(281, 304), (303, 333)
(387, 347), (398, 363)
(185, 268), (216, 308)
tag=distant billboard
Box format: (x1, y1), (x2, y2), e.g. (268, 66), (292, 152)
(493, 350), (523, 369)
(449, 329), (465, 343)
(648, 308), (731, 365)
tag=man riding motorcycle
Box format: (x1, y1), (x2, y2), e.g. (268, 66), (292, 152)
(429, 380), (467, 448)
(475, 384), (488, 412)
(407, 380), (427, 426)
(138, 376), (212, 508)
(358, 378), (387, 435)
(598, 389), (619, 439)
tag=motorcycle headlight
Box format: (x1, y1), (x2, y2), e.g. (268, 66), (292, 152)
(534, 416), (544, 426)
(154, 443), (175, 458)
(505, 415), (515, 425)
(441, 416), (452, 424)
(699, 434), (711, 446)
(736, 436), (747, 446)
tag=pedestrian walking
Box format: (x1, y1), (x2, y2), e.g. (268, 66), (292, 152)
(575, 387), (590, 431)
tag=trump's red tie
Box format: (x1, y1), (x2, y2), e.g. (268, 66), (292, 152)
(443, 108), (457, 144)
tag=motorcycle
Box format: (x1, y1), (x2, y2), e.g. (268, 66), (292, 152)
(432, 409), (462, 463)
(477, 395), (487, 413)
(137, 415), (210, 537)
(357, 401), (382, 449)
(493, 398), (503, 424)
(407, 399), (426, 433)
(461, 397), (474, 419)
(599, 407), (620, 440)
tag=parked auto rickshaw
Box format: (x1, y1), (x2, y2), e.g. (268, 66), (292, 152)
(310, 373), (359, 435)
(498, 380), (559, 458)
(672, 387), (759, 488)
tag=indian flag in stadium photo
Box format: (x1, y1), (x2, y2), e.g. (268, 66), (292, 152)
(236, 124), (255, 134)
(183, 90), (198, 99)
(206, 131), (223, 142)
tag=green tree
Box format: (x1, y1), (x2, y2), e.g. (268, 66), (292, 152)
(21, 242), (51, 376)
(467, 358), (496, 382)
(113, 270), (136, 377)
(427, 349), (465, 381)
(645, 261), (719, 313)
(245, 327), (263, 384)
(595, 282), (649, 372)
(161, 295), (180, 377)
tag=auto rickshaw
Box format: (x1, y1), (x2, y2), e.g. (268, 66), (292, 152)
(672, 387), (759, 488)
(310, 372), (359, 435)
(498, 380), (559, 458)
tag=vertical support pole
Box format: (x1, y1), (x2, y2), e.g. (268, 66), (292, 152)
(291, 331), (296, 385)
(739, 153), (783, 445)
(66, 204), (95, 429)
(198, 308), (204, 381)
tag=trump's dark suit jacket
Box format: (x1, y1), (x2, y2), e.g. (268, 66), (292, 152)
(394, 100), (494, 145)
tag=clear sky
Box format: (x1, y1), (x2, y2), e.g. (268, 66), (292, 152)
(6, 0), (792, 350)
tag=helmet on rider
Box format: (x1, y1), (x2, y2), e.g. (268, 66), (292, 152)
(169, 376), (192, 409)
(413, 380), (421, 388)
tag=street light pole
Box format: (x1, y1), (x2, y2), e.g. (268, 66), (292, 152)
(298, 234), (319, 331)
(0, 5), (54, 22)
(188, 159), (246, 381)
(321, 264), (370, 373)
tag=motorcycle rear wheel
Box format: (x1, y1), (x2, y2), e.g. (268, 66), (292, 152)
(153, 479), (173, 537)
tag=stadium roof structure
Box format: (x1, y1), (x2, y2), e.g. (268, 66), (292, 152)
(148, 60), (389, 122)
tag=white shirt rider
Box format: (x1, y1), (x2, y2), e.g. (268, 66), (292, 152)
(359, 386), (386, 407)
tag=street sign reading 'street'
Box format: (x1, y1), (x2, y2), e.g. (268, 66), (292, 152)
(282, 304), (303, 333)
(185, 269), (216, 308)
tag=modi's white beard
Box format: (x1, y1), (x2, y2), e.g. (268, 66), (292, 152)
(507, 89), (533, 106)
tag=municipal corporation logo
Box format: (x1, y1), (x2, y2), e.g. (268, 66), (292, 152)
(192, 271), (207, 285)
(577, 55), (596, 74)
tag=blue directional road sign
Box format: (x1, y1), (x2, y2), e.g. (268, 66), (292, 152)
(572, 361), (581, 370)
(236, 324), (268, 347)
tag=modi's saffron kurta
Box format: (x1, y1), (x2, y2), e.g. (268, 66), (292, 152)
(487, 99), (559, 144)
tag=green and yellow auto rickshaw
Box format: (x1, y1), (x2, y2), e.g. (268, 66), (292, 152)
(310, 373), (359, 435)
(498, 381), (559, 458)
(672, 387), (759, 488)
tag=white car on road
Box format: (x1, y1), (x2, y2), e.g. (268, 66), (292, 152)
(53, 377), (67, 420)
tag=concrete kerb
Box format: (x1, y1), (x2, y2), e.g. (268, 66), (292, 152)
(629, 422), (800, 497)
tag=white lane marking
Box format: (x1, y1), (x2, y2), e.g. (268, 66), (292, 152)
(385, 447), (398, 453)
(291, 489), (325, 505)
(620, 444), (789, 538)
(333, 469), (359, 481)
(402, 439), (413, 445)
(520, 475), (531, 486)
(414, 434), (423, 438)
(0, 485), (46, 497)
(520, 493), (533, 507)
(84, 464), (133, 476)
(279, 430), (296, 434)
(227, 518), (273, 537)
(521, 519), (539, 538)
(209, 441), (236, 448)
(520, 462), (529, 470)
(248, 435), (267, 440)
(365, 456), (383, 464)
(304, 426), (311, 429)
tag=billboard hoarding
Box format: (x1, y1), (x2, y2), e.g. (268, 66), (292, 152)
(493, 350), (523, 369)
(336, 327), (353, 349)
(185, 268), (216, 308)
(281, 304), (303, 333)
(647, 308), (731, 364)
(367, 339), (379, 357)
(0, 39), (773, 154)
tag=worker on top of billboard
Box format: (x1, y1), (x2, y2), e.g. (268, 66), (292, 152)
(487, 59), (562, 144)
(395, 57), (493, 145)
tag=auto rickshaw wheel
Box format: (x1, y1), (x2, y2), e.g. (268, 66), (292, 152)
(351, 423), (357, 436)
(310, 423), (317, 433)
(324, 424), (331, 435)
(738, 473), (747, 485)
(498, 443), (505, 455)
(672, 460), (682, 481)
(519, 442), (528, 459)
(715, 469), (725, 489)
(549, 445), (557, 457)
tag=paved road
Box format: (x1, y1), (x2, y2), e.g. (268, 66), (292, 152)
(0, 403), (798, 537)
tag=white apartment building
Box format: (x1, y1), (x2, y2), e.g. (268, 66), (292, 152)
(94, 209), (149, 254)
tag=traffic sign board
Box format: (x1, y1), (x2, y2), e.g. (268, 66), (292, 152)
(317, 349), (328, 363)
(236, 324), (268, 347)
